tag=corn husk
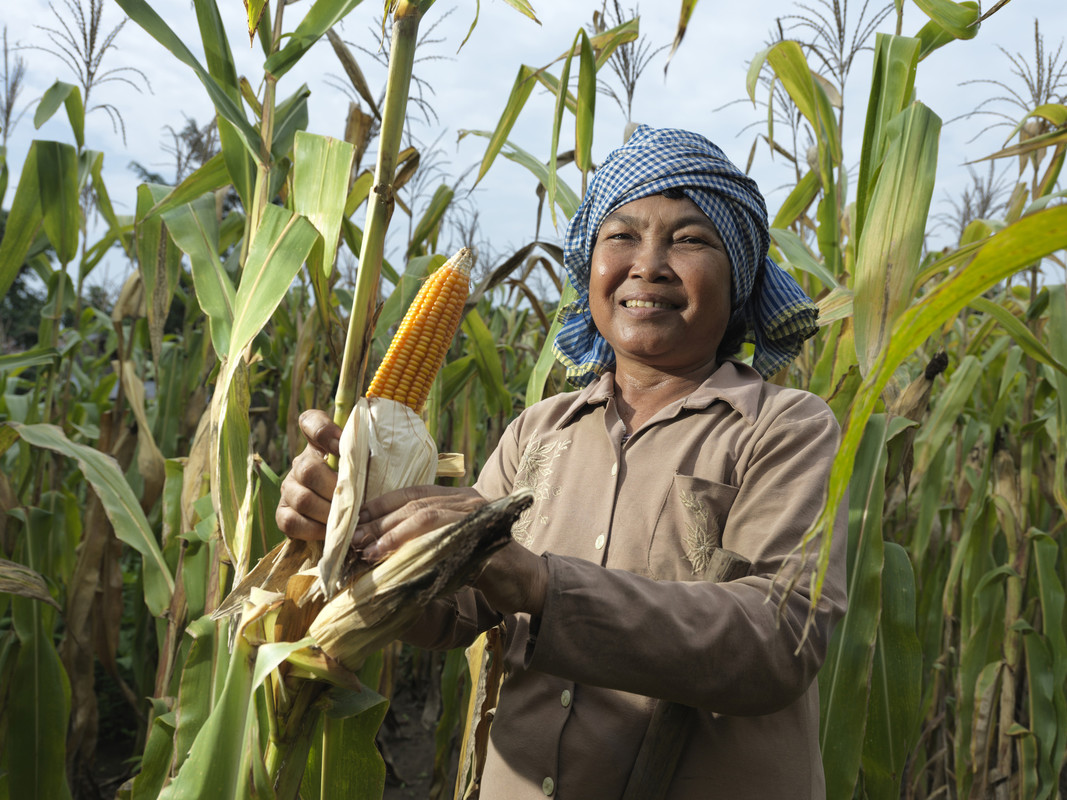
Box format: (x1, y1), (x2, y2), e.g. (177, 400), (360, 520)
(319, 396), (438, 597)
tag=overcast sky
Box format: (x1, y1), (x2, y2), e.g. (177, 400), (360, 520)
(3, 0), (1062, 293)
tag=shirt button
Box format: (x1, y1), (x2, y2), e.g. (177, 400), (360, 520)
(610, 462), (618, 476)
(560, 689), (571, 707)
(542, 776), (555, 795)
(594, 534), (605, 550)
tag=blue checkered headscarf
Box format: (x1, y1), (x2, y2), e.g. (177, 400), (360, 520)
(553, 126), (818, 385)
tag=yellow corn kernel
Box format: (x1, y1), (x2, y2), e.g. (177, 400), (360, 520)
(366, 247), (472, 413)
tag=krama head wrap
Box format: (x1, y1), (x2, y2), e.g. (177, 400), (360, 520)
(552, 125), (818, 386)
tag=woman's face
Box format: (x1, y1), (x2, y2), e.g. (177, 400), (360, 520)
(588, 193), (732, 377)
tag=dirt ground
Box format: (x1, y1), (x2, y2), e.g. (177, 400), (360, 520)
(380, 668), (463, 800)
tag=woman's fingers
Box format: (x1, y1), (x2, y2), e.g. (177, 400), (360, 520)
(299, 409), (341, 457)
(357, 486), (486, 562)
(276, 409), (342, 541)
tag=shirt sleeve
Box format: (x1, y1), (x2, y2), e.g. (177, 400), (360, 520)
(525, 397), (848, 717)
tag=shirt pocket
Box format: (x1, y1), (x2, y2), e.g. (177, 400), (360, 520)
(647, 474), (739, 581)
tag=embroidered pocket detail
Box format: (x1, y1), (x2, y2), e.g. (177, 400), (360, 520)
(648, 475), (738, 581)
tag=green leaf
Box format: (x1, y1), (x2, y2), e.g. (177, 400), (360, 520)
(145, 153), (231, 220)
(766, 41), (843, 165)
(0, 558), (61, 610)
(497, 0), (539, 22)
(87, 150), (129, 259)
(770, 169), (820, 230)
(770, 228), (839, 289)
(0, 346), (60, 373)
(211, 206), (315, 577)
(1031, 532), (1067, 794)
(911, 355), (983, 479)
(474, 65), (538, 185)
(136, 184), (184, 367)
(161, 192), (235, 356)
(546, 32), (579, 229)
(574, 30), (596, 174)
(35, 141), (80, 266)
(231, 204), (318, 359)
(129, 710), (177, 798)
(263, 0), (367, 79)
(211, 358), (253, 579)
(969, 296), (1067, 377)
(6, 615), (72, 800)
(294, 131), (357, 278)
(853, 102), (941, 377)
(244, 0), (268, 39)
(171, 617), (222, 773)
(303, 684), (389, 798)
(819, 413), (890, 799)
(462, 309), (511, 417)
(34, 81), (85, 149)
(861, 542), (922, 798)
(4, 423), (174, 616)
(746, 46), (771, 103)
(159, 624), (257, 800)
(272, 84), (312, 161)
(407, 184), (454, 256)
(855, 34), (921, 242)
(588, 18), (639, 71)
(911, 0), (980, 40)
(0, 143), (43, 300)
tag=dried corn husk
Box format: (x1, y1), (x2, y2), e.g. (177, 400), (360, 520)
(319, 396), (438, 597)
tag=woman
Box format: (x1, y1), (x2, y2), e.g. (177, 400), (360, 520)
(279, 126), (847, 799)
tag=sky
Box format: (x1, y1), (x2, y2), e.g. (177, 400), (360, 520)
(2, 0), (1063, 295)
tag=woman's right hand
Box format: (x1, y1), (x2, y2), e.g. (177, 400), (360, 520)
(276, 409), (342, 541)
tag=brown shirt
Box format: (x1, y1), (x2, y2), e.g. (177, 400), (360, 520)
(410, 360), (847, 799)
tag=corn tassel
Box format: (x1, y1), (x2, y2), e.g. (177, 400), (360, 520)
(366, 246), (472, 414)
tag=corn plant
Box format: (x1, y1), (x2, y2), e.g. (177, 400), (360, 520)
(741, 4), (1067, 797)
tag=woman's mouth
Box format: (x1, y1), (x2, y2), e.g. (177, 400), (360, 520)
(622, 299), (674, 309)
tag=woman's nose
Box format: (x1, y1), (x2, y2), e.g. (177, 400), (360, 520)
(629, 242), (674, 282)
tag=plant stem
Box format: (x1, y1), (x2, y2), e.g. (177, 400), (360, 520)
(332, 3), (423, 430)
(265, 681), (325, 800)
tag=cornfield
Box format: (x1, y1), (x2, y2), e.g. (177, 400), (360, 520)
(0, 0), (1065, 798)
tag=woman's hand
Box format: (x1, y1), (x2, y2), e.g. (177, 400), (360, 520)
(474, 541), (549, 617)
(276, 410), (341, 541)
(278, 409), (548, 617)
(359, 488), (548, 617)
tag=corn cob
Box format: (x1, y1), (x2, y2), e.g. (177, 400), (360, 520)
(366, 246), (472, 414)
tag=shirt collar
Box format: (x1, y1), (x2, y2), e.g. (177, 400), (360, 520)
(552, 358), (764, 430)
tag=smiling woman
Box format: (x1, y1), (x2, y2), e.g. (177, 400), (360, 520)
(588, 193), (733, 389)
(279, 125), (847, 799)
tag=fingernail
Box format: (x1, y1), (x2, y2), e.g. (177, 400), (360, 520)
(363, 543), (379, 562)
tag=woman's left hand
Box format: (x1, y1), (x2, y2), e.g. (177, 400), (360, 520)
(358, 486), (549, 617)
(357, 485), (487, 562)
